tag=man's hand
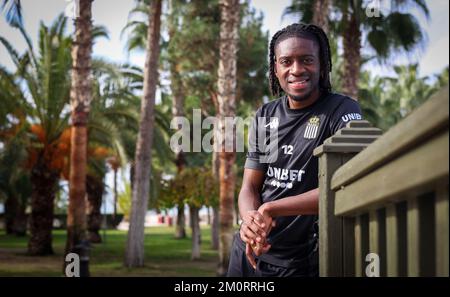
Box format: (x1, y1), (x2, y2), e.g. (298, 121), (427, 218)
(241, 206), (276, 269)
(239, 210), (268, 246)
(250, 205), (276, 257)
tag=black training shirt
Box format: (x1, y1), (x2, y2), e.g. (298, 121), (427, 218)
(240, 92), (362, 268)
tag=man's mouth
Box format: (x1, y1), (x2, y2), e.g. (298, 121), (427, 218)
(288, 78), (309, 88)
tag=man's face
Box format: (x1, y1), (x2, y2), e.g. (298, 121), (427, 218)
(274, 36), (321, 102)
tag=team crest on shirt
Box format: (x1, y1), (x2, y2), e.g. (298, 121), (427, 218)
(304, 116), (320, 139)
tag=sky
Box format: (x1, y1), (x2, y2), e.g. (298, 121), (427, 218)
(0, 0), (448, 214)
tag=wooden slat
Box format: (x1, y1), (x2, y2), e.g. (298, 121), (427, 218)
(354, 216), (362, 277)
(407, 194), (436, 276)
(386, 204), (398, 276)
(354, 214), (369, 277)
(334, 131), (449, 216)
(435, 184), (449, 276)
(332, 86), (449, 190)
(369, 209), (386, 276)
(343, 217), (355, 276)
(407, 197), (420, 276)
(318, 153), (344, 276)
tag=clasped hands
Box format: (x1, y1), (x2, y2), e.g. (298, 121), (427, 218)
(239, 205), (275, 269)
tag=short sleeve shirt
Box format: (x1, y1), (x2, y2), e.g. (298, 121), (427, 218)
(240, 92), (362, 268)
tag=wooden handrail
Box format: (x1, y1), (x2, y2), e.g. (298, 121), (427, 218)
(331, 86), (449, 192)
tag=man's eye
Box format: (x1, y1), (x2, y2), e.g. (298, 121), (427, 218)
(303, 58), (314, 64)
(279, 59), (290, 65)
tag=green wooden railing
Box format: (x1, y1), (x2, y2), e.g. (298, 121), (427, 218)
(314, 86), (449, 277)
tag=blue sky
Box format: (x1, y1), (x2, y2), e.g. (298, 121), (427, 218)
(0, 0), (448, 214)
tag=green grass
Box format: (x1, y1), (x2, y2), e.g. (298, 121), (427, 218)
(0, 226), (220, 277)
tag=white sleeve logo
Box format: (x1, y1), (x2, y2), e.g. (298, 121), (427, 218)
(341, 113), (362, 123)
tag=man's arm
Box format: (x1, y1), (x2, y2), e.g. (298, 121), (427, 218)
(238, 168), (264, 218)
(258, 188), (319, 218)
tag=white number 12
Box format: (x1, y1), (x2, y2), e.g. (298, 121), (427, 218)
(282, 145), (293, 155)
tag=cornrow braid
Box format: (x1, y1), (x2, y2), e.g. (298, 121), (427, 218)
(269, 23), (332, 97)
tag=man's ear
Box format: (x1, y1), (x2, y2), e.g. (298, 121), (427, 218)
(274, 59), (277, 74)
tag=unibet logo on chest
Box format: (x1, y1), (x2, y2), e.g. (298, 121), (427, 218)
(267, 166), (306, 189)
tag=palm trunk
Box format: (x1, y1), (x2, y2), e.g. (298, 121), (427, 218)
(342, 9), (361, 100)
(65, 0), (93, 277)
(312, 0), (330, 34)
(28, 160), (58, 255)
(125, 0), (162, 268)
(189, 205), (201, 260)
(86, 174), (103, 243)
(216, 0), (240, 276)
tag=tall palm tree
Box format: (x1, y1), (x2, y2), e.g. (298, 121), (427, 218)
(216, 0), (240, 276)
(125, 0), (163, 268)
(1, 15), (72, 255)
(65, 0), (95, 277)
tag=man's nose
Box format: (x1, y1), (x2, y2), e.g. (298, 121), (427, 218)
(290, 61), (305, 75)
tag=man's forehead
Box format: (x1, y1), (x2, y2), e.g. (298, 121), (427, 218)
(275, 37), (319, 56)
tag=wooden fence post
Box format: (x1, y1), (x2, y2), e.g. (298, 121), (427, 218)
(313, 120), (382, 276)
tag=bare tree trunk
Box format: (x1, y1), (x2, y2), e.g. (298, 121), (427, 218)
(28, 160), (58, 255)
(211, 151), (220, 250)
(113, 168), (117, 221)
(174, 194), (186, 238)
(342, 7), (361, 100)
(175, 203), (186, 239)
(189, 205), (201, 260)
(211, 206), (219, 250)
(312, 0), (330, 34)
(216, 0), (240, 276)
(168, 0), (187, 240)
(86, 174), (103, 243)
(125, 0), (162, 268)
(65, 0), (93, 277)
(207, 207), (211, 225)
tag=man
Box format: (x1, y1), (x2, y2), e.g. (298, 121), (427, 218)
(227, 23), (362, 277)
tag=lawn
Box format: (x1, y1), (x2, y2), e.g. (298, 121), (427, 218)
(0, 226), (220, 277)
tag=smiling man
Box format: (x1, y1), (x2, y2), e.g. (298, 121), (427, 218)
(227, 23), (362, 277)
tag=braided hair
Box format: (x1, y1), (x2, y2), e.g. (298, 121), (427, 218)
(269, 23), (332, 97)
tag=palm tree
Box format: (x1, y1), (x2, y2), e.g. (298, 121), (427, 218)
(1, 15), (73, 255)
(216, 0), (240, 276)
(64, 0), (95, 276)
(125, 0), (163, 268)
(84, 60), (141, 242)
(0, 13), (109, 256)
